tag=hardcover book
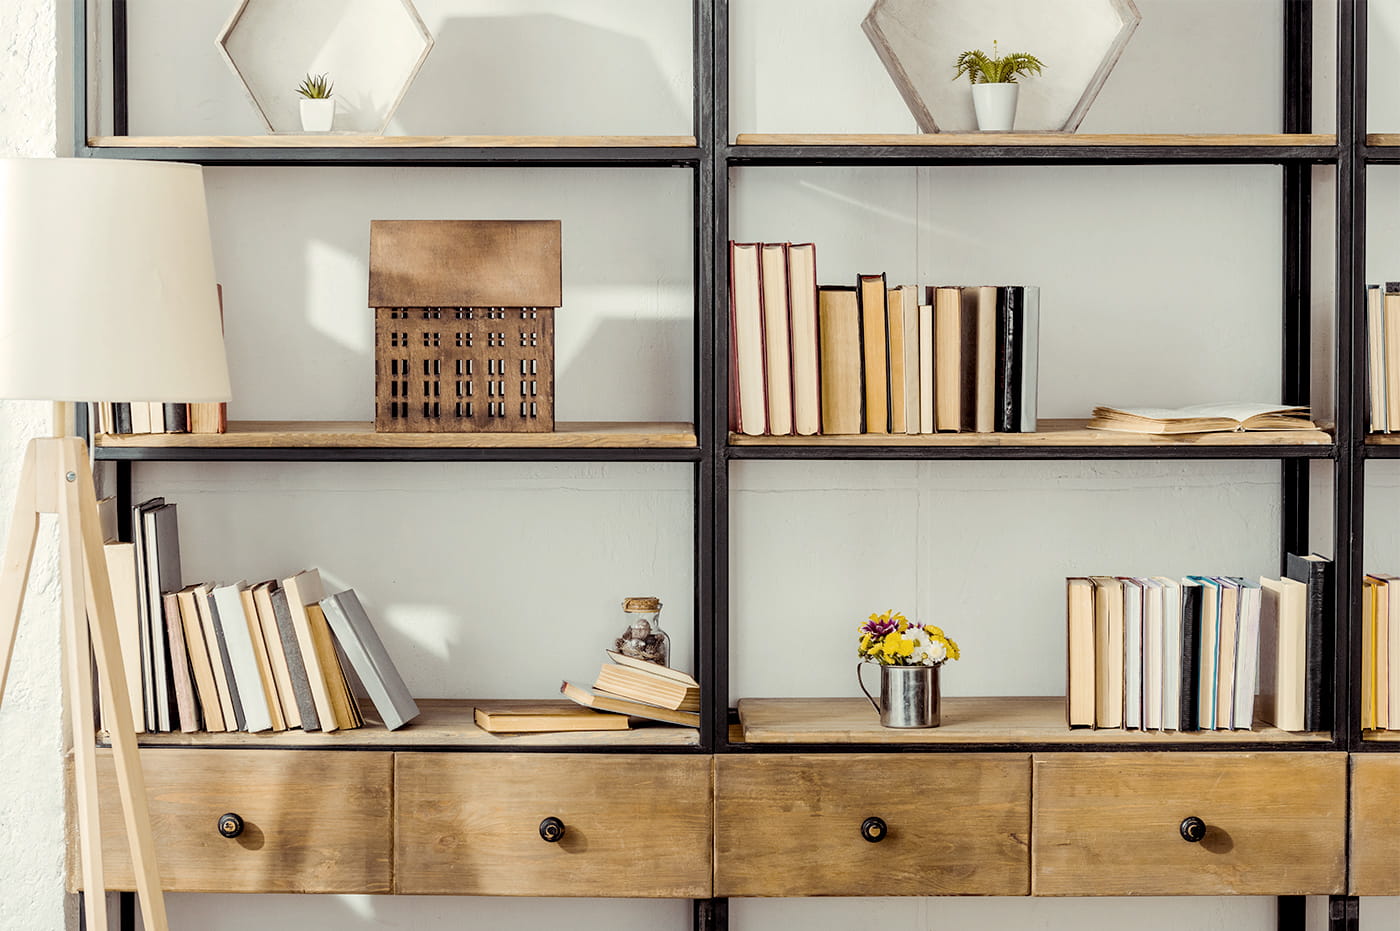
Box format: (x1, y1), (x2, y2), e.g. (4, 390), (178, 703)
(320, 589), (420, 731)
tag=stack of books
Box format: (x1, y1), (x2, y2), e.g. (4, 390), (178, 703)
(1362, 573), (1400, 730)
(729, 242), (1039, 437)
(1368, 283), (1400, 433)
(101, 497), (418, 735)
(1065, 554), (1333, 733)
(92, 400), (227, 436)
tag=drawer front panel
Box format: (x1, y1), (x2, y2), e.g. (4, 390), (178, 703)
(395, 753), (712, 897)
(715, 753), (1030, 897)
(73, 748), (393, 894)
(1351, 754), (1400, 895)
(1032, 752), (1345, 896)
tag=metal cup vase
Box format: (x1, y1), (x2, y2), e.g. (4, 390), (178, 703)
(858, 662), (941, 728)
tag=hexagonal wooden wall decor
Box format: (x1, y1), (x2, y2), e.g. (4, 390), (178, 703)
(862, 0), (1141, 133)
(216, 0), (434, 134)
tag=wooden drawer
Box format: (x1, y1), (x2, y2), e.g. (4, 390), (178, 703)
(714, 754), (1030, 897)
(1032, 752), (1345, 896)
(395, 753), (712, 897)
(71, 748), (393, 894)
(1351, 754), (1400, 895)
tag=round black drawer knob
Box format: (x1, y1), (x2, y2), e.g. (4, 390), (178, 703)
(860, 816), (887, 843)
(1179, 816), (1207, 843)
(217, 813), (244, 839)
(539, 817), (566, 842)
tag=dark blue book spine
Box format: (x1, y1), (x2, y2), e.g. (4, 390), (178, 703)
(1179, 584), (1203, 732)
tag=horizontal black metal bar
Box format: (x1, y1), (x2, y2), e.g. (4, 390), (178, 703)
(727, 145), (1340, 167)
(724, 444), (1337, 462)
(1362, 145), (1400, 163)
(1348, 739), (1400, 751)
(1360, 442), (1400, 458)
(722, 739), (1343, 753)
(95, 447), (704, 464)
(77, 144), (703, 168)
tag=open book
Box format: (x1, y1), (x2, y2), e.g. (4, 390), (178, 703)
(1088, 403), (1316, 435)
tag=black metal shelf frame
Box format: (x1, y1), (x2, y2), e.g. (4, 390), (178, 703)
(72, 0), (1380, 928)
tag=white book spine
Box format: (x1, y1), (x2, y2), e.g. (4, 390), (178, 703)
(212, 583), (274, 733)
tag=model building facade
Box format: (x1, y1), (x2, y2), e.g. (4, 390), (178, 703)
(369, 219), (561, 433)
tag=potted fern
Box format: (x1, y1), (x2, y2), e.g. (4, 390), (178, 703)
(952, 42), (1045, 132)
(295, 72), (335, 132)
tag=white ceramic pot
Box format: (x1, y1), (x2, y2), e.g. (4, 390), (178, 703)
(299, 98), (335, 133)
(971, 83), (1019, 132)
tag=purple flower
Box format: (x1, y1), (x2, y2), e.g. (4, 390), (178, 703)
(860, 613), (899, 637)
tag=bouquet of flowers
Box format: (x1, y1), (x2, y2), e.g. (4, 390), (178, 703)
(857, 610), (960, 667)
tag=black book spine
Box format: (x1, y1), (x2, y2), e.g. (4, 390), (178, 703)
(1005, 286), (1024, 433)
(113, 403), (133, 435)
(1179, 585), (1203, 732)
(1287, 554), (1334, 732)
(207, 593), (246, 731)
(994, 286), (1014, 432)
(163, 403), (189, 433)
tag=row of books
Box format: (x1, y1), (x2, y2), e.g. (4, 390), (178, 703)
(728, 241), (1039, 437)
(92, 400), (227, 435)
(1065, 554), (1333, 733)
(103, 496), (417, 734)
(473, 653), (701, 733)
(1362, 573), (1400, 730)
(1368, 283), (1400, 433)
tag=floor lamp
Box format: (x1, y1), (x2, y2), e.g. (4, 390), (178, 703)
(0, 158), (231, 931)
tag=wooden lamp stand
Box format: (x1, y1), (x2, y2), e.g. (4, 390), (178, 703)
(0, 436), (166, 931)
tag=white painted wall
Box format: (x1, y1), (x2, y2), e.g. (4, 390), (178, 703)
(0, 0), (76, 928)
(1, 0), (1395, 928)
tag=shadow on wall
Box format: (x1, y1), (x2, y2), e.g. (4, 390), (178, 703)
(556, 316), (692, 422)
(393, 14), (689, 135)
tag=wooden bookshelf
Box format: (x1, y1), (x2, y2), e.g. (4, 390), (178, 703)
(1367, 134), (1400, 146)
(736, 697), (1330, 745)
(95, 420), (697, 449)
(729, 419), (1332, 448)
(1363, 730), (1400, 742)
(89, 134), (698, 149)
(734, 133), (1336, 148)
(118, 699), (700, 749)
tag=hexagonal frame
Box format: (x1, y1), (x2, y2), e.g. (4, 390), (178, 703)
(862, 0), (1142, 133)
(215, 0), (435, 135)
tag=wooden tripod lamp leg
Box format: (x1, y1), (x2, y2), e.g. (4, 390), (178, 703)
(63, 439), (168, 931)
(57, 479), (107, 931)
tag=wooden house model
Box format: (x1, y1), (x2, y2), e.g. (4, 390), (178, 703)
(369, 219), (562, 433)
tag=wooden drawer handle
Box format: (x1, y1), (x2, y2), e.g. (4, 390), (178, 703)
(539, 817), (566, 843)
(1179, 816), (1206, 843)
(217, 813), (245, 839)
(860, 816), (887, 843)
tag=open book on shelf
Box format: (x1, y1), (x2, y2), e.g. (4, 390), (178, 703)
(1087, 403), (1316, 435)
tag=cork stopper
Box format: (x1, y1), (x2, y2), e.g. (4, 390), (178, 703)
(622, 596), (661, 613)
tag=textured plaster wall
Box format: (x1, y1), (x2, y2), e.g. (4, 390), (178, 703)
(0, 0), (72, 928)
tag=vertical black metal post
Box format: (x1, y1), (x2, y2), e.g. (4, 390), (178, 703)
(119, 891), (136, 931)
(694, 0), (717, 755)
(1277, 895), (1306, 931)
(711, 0), (732, 755)
(1336, 0), (1365, 752)
(71, 0), (87, 153)
(695, 897), (728, 931)
(112, 0), (128, 136)
(1281, 0), (1313, 566)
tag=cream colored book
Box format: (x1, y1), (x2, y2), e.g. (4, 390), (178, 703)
(102, 542), (145, 734)
(1088, 403), (1316, 435)
(193, 582), (238, 732)
(240, 587), (287, 731)
(175, 585), (224, 733)
(252, 582), (301, 729)
(282, 569), (339, 732)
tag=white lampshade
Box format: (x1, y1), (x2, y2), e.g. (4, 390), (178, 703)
(0, 158), (231, 402)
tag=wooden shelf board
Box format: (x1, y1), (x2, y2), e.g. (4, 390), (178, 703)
(729, 419), (1332, 448)
(120, 699), (699, 748)
(1367, 134), (1400, 146)
(1363, 729), (1400, 742)
(94, 420), (697, 449)
(1367, 433), (1400, 444)
(737, 697), (1330, 745)
(89, 134), (698, 149)
(735, 133), (1336, 148)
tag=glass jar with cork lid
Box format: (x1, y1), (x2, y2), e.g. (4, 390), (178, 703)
(615, 596), (669, 666)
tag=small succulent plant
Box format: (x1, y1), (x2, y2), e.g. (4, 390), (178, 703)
(295, 72), (334, 99)
(952, 41), (1045, 85)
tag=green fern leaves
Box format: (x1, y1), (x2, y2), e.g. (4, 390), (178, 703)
(952, 41), (1045, 85)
